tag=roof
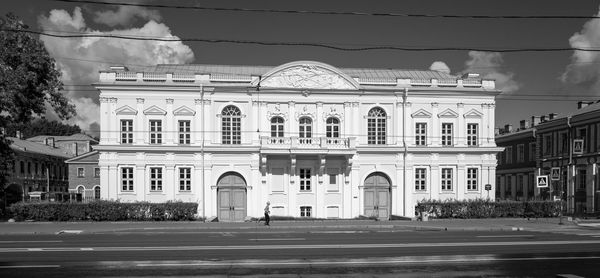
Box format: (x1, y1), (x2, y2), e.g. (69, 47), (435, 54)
(65, 150), (99, 164)
(7, 137), (72, 158)
(27, 133), (98, 143)
(149, 63), (459, 81)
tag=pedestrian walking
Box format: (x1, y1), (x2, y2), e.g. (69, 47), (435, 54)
(264, 201), (270, 226)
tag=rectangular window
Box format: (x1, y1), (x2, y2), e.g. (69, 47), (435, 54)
(150, 167), (163, 191)
(576, 127), (587, 153)
(543, 134), (552, 155)
(467, 168), (478, 191)
(415, 123), (427, 146)
(528, 173), (535, 199)
(505, 146), (513, 164)
(577, 169), (587, 190)
(558, 132), (568, 154)
(517, 144), (525, 163)
(441, 168), (453, 191)
(517, 175), (524, 197)
(300, 206), (312, 217)
(179, 167), (191, 191)
(178, 120), (191, 144)
(77, 167), (85, 178)
(121, 167), (134, 191)
(505, 176), (512, 198)
(441, 123), (453, 146)
(149, 120), (162, 144)
(467, 123), (478, 146)
(94, 168), (100, 178)
(415, 168), (427, 191)
(299, 168), (311, 191)
(528, 142), (536, 162)
(120, 119), (133, 144)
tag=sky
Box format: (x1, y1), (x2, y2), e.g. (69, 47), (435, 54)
(3, 0), (600, 137)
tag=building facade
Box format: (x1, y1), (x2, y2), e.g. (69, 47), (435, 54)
(65, 151), (100, 202)
(95, 61), (502, 221)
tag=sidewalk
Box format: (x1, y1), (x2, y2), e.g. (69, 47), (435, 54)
(0, 217), (590, 235)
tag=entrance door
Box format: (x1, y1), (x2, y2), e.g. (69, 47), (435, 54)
(364, 173), (390, 220)
(217, 173), (247, 222)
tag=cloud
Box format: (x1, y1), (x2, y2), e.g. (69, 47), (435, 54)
(93, 6), (162, 27)
(462, 51), (520, 93)
(429, 61), (451, 74)
(561, 7), (600, 91)
(38, 7), (195, 137)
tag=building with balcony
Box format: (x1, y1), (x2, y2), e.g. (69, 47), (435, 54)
(95, 61), (502, 221)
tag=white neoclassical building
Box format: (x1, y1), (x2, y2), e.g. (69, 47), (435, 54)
(95, 61), (502, 221)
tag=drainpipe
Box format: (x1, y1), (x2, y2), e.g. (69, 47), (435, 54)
(402, 88), (408, 216)
(201, 84), (205, 220)
(567, 116), (572, 215)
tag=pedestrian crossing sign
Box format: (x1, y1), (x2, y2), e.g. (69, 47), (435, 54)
(537, 175), (549, 188)
(551, 167), (560, 181)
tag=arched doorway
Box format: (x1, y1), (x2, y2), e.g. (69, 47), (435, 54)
(363, 172), (391, 220)
(217, 172), (247, 222)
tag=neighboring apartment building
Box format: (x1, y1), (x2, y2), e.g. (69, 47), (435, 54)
(65, 151), (100, 202)
(27, 134), (97, 157)
(95, 61), (502, 221)
(536, 101), (600, 214)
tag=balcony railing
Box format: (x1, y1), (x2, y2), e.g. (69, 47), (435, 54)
(261, 136), (356, 150)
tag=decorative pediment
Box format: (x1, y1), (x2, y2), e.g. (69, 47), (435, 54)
(463, 108), (484, 118)
(115, 105), (137, 115)
(173, 105), (196, 116)
(254, 61), (360, 90)
(322, 105), (344, 121)
(411, 109), (432, 118)
(295, 105), (315, 121)
(143, 105), (167, 115)
(438, 108), (459, 118)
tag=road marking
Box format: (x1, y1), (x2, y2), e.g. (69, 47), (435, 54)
(0, 241), (63, 243)
(2, 240), (600, 253)
(0, 265), (60, 269)
(55, 230), (83, 235)
(310, 231), (369, 234)
(476, 235), (535, 238)
(249, 238), (305, 241)
(80, 248), (94, 251)
(576, 233), (600, 236)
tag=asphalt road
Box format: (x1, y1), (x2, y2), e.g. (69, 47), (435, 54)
(1, 227), (600, 277)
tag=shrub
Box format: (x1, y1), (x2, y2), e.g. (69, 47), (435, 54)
(416, 199), (563, 219)
(8, 201), (198, 222)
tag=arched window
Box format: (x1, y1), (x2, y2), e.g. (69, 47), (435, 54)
(299, 117), (312, 143)
(270, 117), (284, 137)
(94, 186), (101, 199)
(326, 117), (340, 138)
(221, 105), (241, 144)
(367, 107), (386, 145)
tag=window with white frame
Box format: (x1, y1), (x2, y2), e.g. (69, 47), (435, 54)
(120, 119), (133, 144)
(179, 167), (191, 191)
(415, 123), (427, 146)
(77, 167), (84, 177)
(270, 117), (284, 137)
(367, 107), (386, 145)
(300, 206), (312, 217)
(467, 168), (478, 191)
(327, 168), (339, 191)
(178, 120), (191, 144)
(299, 168), (311, 191)
(441, 168), (453, 191)
(299, 117), (312, 142)
(149, 120), (162, 144)
(326, 117), (340, 138)
(149, 167), (162, 191)
(505, 146), (513, 164)
(94, 168), (100, 178)
(467, 123), (478, 146)
(415, 168), (427, 191)
(221, 105), (241, 144)
(441, 123), (453, 146)
(121, 167), (134, 191)
(517, 144), (525, 163)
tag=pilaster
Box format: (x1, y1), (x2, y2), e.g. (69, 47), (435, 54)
(165, 99), (174, 145)
(136, 98), (145, 145)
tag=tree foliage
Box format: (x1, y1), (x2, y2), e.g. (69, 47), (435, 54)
(5, 118), (82, 138)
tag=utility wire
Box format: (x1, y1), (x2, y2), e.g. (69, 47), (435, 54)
(3, 28), (600, 52)
(52, 0), (600, 19)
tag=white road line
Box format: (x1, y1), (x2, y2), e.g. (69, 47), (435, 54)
(0, 241), (63, 243)
(576, 233), (600, 236)
(476, 235), (535, 238)
(2, 240), (599, 253)
(0, 265), (60, 268)
(249, 238), (306, 241)
(310, 231), (369, 234)
(55, 230), (83, 235)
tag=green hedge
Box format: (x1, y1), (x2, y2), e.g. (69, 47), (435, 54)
(416, 199), (563, 219)
(9, 201), (199, 221)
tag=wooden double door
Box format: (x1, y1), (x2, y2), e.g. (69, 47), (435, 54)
(364, 173), (391, 220)
(217, 173), (247, 222)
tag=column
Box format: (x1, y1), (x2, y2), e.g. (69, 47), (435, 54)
(457, 103), (465, 146)
(250, 153), (261, 217)
(251, 100), (259, 144)
(405, 102), (413, 146)
(136, 165), (145, 201)
(101, 165), (111, 199)
(166, 99), (174, 145)
(194, 99), (202, 145)
(204, 99), (212, 144)
(99, 97), (110, 144)
(488, 104), (496, 145)
(352, 102), (360, 144)
(430, 165), (440, 200)
(481, 103), (489, 146)
(457, 164), (466, 199)
(392, 100), (400, 145)
(109, 98), (118, 144)
(316, 102), (323, 139)
(351, 161), (360, 217)
(136, 98), (145, 145)
(288, 101), (296, 136)
(343, 102), (351, 139)
(193, 153), (203, 217)
(431, 103), (439, 146)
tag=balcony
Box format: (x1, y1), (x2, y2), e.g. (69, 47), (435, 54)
(260, 136), (356, 155)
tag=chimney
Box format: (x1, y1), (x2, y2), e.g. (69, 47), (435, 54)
(577, 101), (592, 109)
(504, 124), (513, 133)
(540, 115), (547, 123)
(519, 120), (529, 130)
(548, 113), (558, 120)
(531, 116), (541, 127)
(45, 137), (55, 147)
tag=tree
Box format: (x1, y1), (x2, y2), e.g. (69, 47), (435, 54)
(6, 118), (82, 138)
(0, 13), (76, 209)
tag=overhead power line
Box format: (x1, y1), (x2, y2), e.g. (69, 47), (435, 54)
(52, 0), (600, 19)
(3, 28), (600, 53)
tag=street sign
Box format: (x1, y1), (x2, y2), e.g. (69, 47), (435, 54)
(485, 184), (491, 191)
(551, 167), (561, 181)
(573, 139), (584, 154)
(537, 175), (549, 188)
